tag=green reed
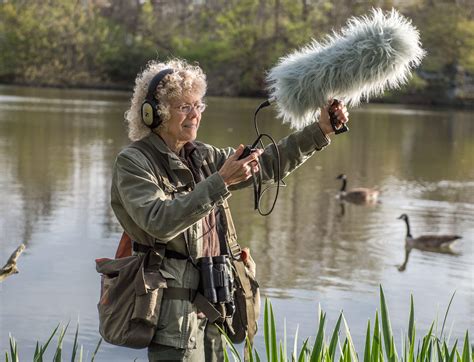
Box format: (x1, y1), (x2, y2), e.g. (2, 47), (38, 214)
(5, 323), (102, 362)
(5, 286), (471, 361)
(223, 286), (472, 362)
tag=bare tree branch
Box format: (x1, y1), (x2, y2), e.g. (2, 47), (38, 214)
(0, 244), (26, 282)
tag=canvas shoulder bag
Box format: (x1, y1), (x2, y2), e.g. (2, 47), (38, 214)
(96, 248), (166, 348)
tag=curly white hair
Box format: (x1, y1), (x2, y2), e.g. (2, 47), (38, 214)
(125, 58), (207, 141)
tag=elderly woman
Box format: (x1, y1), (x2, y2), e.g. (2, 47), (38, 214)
(110, 58), (348, 361)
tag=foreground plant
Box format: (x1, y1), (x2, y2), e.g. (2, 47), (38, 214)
(224, 286), (472, 362)
(5, 322), (101, 362)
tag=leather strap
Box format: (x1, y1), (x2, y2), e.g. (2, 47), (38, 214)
(162, 288), (222, 323)
(163, 287), (197, 301)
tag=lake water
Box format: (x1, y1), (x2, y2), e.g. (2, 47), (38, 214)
(0, 85), (472, 361)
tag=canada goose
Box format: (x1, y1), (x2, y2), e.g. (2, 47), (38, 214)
(397, 214), (462, 249)
(336, 174), (379, 204)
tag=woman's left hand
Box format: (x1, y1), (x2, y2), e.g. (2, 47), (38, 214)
(318, 100), (349, 136)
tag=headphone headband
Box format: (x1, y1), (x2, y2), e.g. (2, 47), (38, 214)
(141, 68), (174, 129)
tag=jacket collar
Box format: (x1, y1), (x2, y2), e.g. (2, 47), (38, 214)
(147, 132), (205, 171)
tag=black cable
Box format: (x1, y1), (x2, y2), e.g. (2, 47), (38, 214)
(246, 100), (283, 216)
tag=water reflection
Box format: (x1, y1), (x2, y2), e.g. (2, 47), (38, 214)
(398, 246), (460, 272)
(0, 87), (472, 360)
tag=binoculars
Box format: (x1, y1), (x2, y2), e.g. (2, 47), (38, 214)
(197, 255), (233, 306)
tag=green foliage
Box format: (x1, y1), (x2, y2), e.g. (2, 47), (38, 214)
(5, 322), (101, 362)
(411, 2), (474, 73)
(225, 287), (471, 362)
(0, 0), (473, 101)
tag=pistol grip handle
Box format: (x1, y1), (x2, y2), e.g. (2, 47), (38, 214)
(329, 99), (349, 134)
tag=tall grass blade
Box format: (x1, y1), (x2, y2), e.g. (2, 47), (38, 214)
(427, 338), (433, 360)
(78, 345), (83, 362)
(310, 312), (326, 362)
(329, 314), (343, 361)
(90, 338), (102, 362)
(379, 286), (398, 362)
(461, 331), (470, 362)
(371, 312), (381, 362)
(436, 339), (444, 362)
(293, 325), (300, 362)
(53, 323), (69, 362)
(298, 338), (310, 362)
(284, 318), (288, 362)
(255, 348), (261, 362)
(342, 315), (357, 362)
(264, 299), (270, 362)
(419, 322), (434, 361)
(408, 295), (415, 345)
(448, 341), (458, 362)
(443, 341), (450, 362)
(34, 324), (60, 362)
(223, 344), (230, 362)
(363, 319), (371, 362)
(8, 335), (18, 362)
(245, 336), (255, 362)
(71, 322), (79, 362)
(218, 326), (241, 362)
(408, 322), (416, 362)
(440, 291), (456, 339)
(270, 303), (278, 362)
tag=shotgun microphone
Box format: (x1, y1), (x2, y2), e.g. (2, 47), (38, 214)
(266, 8), (426, 130)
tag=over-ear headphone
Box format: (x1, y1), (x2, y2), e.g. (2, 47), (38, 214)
(141, 68), (174, 129)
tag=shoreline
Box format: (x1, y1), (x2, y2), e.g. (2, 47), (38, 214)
(1, 81), (473, 109)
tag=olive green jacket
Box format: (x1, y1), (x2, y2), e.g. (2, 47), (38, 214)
(110, 121), (330, 349)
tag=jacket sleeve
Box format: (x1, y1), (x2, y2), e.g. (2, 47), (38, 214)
(210, 121), (331, 190)
(113, 148), (231, 242)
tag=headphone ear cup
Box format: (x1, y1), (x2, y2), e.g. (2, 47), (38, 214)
(141, 100), (160, 128)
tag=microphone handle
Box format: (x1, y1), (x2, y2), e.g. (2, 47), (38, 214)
(329, 99), (349, 134)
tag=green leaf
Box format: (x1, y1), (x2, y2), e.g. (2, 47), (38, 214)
(218, 325), (242, 362)
(379, 285), (398, 362)
(264, 299), (271, 362)
(440, 291), (456, 340)
(270, 303), (278, 362)
(461, 331), (471, 362)
(329, 314), (343, 361)
(419, 323), (434, 361)
(408, 294), (415, 346)
(71, 322), (79, 362)
(90, 338), (102, 362)
(448, 340), (458, 362)
(310, 312), (326, 362)
(293, 325), (300, 362)
(342, 315), (358, 362)
(371, 312), (381, 362)
(298, 339), (310, 362)
(363, 319), (371, 362)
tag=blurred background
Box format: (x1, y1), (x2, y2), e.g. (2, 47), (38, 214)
(0, 0), (473, 104)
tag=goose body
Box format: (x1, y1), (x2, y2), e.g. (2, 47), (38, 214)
(398, 214), (461, 250)
(336, 174), (379, 204)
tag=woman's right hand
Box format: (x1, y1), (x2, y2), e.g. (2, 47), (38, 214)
(218, 145), (263, 187)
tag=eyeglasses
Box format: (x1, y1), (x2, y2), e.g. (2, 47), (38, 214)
(174, 102), (207, 114)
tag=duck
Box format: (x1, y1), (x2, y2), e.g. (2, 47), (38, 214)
(336, 174), (379, 204)
(397, 214), (462, 249)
